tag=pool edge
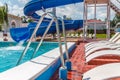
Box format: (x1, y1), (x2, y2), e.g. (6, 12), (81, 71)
(0, 42), (76, 80)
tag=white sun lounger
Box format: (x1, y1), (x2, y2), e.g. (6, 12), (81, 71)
(85, 44), (120, 57)
(85, 32), (120, 48)
(85, 33), (120, 50)
(82, 63), (120, 80)
(85, 49), (120, 63)
(85, 37), (120, 54)
(85, 32), (120, 47)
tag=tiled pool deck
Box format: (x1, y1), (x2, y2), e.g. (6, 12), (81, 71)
(51, 40), (120, 80)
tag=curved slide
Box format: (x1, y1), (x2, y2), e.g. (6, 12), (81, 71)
(10, 0), (84, 42)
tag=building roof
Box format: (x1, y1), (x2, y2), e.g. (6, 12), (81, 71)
(87, 19), (105, 23)
(85, 0), (109, 4)
(8, 14), (21, 20)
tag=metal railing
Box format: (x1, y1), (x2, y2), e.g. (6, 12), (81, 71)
(58, 17), (69, 61)
(16, 12), (67, 69)
(16, 13), (47, 65)
(31, 18), (54, 59)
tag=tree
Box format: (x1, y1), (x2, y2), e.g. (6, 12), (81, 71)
(111, 14), (120, 28)
(63, 15), (72, 20)
(0, 3), (8, 31)
(21, 16), (27, 23)
(66, 17), (72, 20)
(21, 16), (33, 23)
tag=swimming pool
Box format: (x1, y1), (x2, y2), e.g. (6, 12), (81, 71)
(0, 42), (75, 80)
(0, 42), (59, 72)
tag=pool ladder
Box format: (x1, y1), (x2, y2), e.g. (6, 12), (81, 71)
(16, 12), (70, 69)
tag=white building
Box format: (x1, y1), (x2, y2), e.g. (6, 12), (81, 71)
(87, 19), (106, 30)
(2, 14), (28, 31)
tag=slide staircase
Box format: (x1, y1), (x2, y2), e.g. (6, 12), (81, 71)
(110, 0), (120, 14)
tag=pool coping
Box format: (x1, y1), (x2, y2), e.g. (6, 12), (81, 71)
(0, 42), (75, 80)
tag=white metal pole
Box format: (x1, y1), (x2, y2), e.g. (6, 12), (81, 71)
(83, 1), (86, 41)
(60, 18), (69, 61)
(52, 7), (56, 16)
(94, 0), (97, 39)
(107, 1), (110, 39)
(85, 3), (88, 39)
(55, 18), (65, 68)
(83, 1), (88, 41)
(31, 19), (54, 59)
(16, 13), (47, 65)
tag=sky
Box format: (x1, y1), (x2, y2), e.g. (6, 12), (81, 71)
(0, 0), (117, 20)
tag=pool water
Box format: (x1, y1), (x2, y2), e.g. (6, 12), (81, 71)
(0, 42), (59, 72)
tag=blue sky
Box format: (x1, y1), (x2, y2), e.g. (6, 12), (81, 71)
(0, 0), (116, 20)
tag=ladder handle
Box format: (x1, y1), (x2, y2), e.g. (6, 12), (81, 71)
(16, 13), (47, 65)
(58, 17), (69, 61)
(31, 18), (54, 59)
(54, 18), (65, 68)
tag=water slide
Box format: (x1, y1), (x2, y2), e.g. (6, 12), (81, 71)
(10, 0), (84, 42)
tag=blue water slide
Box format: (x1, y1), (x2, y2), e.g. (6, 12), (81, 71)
(24, 0), (84, 19)
(10, 0), (84, 42)
(10, 20), (83, 42)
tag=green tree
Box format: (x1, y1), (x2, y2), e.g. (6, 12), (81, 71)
(111, 14), (120, 28)
(21, 16), (33, 23)
(21, 16), (27, 23)
(66, 17), (72, 20)
(0, 3), (8, 31)
(27, 18), (33, 23)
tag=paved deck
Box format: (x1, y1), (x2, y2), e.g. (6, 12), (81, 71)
(51, 40), (120, 80)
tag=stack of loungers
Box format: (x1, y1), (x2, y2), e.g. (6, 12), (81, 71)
(82, 32), (120, 80)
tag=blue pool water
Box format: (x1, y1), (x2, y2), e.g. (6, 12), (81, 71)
(0, 42), (59, 72)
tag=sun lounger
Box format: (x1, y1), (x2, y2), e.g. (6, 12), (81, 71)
(85, 34), (120, 51)
(85, 32), (120, 47)
(83, 63), (120, 80)
(85, 44), (120, 57)
(85, 38), (120, 56)
(85, 33), (120, 50)
(80, 33), (83, 37)
(85, 49), (120, 63)
(88, 34), (92, 38)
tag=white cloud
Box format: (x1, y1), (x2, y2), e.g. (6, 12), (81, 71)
(0, 1), (3, 6)
(8, 4), (24, 16)
(2, 0), (116, 20)
(56, 3), (84, 19)
(35, 2), (116, 20)
(18, 0), (29, 4)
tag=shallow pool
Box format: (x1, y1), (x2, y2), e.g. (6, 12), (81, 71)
(0, 42), (59, 72)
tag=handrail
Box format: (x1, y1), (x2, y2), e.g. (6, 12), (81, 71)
(16, 12), (66, 69)
(16, 13), (47, 65)
(32, 14), (65, 68)
(58, 17), (69, 61)
(31, 18), (54, 59)
(54, 17), (65, 68)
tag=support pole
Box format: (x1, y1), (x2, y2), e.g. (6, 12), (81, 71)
(52, 7), (56, 16)
(94, 0), (97, 39)
(54, 18), (67, 80)
(60, 18), (72, 71)
(83, 1), (88, 41)
(55, 18), (65, 67)
(107, 1), (110, 39)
